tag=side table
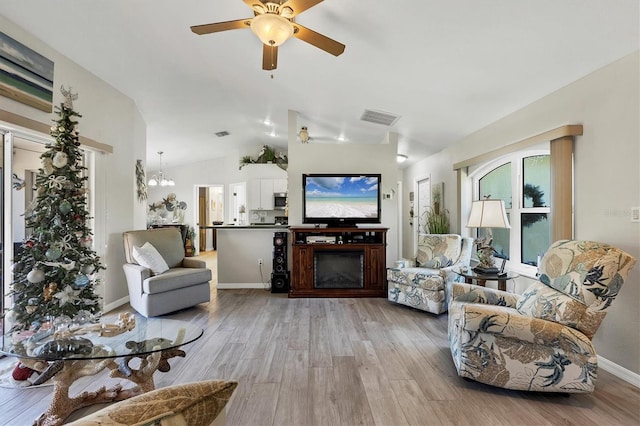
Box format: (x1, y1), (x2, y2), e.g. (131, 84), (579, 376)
(454, 268), (519, 291)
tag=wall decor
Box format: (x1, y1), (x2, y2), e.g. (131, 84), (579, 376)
(431, 182), (444, 214)
(0, 32), (54, 112)
(135, 159), (147, 203)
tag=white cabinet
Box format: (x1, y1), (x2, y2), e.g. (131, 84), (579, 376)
(273, 178), (288, 193)
(248, 179), (275, 210)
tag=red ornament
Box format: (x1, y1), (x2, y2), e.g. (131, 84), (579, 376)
(12, 362), (36, 381)
(26, 241), (34, 248)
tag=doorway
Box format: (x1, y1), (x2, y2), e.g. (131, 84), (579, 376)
(1, 131), (49, 329)
(196, 185), (224, 252)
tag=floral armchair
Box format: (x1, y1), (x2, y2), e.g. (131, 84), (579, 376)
(387, 234), (473, 314)
(448, 240), (636, 393)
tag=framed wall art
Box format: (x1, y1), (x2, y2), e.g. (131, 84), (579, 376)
(0, 32), (54, 112)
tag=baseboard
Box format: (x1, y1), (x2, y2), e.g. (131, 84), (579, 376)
(217, 283), (268, 290)
(102, 295), (130, 313)
(599, 355), (640, 388)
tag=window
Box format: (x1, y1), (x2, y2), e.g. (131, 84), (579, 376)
(471, 149), (551, 274)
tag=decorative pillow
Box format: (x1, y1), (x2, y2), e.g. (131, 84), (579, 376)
(132, 242), (169, 275)
(67, 380), (238, 426)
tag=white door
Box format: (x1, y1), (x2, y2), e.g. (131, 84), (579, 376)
(416, 177), (431, 237)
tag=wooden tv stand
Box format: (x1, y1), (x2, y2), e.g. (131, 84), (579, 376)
(289, 227), (388, 298)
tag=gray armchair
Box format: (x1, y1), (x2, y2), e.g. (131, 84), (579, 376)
(122, 228), (211, 317)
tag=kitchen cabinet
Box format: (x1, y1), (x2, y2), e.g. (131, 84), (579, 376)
(273, 178), (288, 193)
(248, 179), (275, 210)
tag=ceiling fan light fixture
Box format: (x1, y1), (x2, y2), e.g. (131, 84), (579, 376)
(251, 13), (293, 47)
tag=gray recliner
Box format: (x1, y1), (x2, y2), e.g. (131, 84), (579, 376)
(122, 228), (211, 317)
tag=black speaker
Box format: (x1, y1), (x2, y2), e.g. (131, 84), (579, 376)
(273, 252), (286, 273)
(271, 272), (290, 293)
(272, 232), (288, 289)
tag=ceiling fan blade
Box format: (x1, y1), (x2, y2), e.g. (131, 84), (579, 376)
(243, 0), (266, 14)
(280, 0), (323, 17)
(292, 24), (345, 56)
(263, 44), (278, 70)
(191, 19), (251, 35)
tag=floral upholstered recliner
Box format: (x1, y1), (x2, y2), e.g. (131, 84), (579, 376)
(448, 240), (636, 393)
(387, 234), (473, 314)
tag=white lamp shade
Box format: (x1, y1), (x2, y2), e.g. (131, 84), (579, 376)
(250, 13), (294, 46)
(466, 199), (511, 229)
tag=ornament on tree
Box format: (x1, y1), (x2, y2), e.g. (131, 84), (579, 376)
(54, 285), (80, 306)
(81, 264), (95, 275)
(74, 274), (90, 289)
(9, 87), (104, 332)
(59, 200), (72, 214)
(27, 269), (45, 283)
(45, 247), (62, 261)
(52, 151), (68, 168)
(42, 157), (55, 175)
(43, 283), (58, 301)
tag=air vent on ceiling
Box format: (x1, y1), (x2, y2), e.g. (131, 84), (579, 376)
(360, 109), (401, 126)
(215, 131), (230, 137)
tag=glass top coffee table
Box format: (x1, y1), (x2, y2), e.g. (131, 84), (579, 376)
(1, 313), (203, 426)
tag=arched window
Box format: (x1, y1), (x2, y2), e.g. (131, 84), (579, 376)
(470, 149), (551, 274)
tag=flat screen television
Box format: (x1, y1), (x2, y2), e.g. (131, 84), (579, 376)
(302, 173), (382, 227)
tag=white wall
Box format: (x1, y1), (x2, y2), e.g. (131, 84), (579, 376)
(0, 16), (147, 311)
(402, 51), (640, 375)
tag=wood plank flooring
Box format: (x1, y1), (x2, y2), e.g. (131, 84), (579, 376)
(1, 251), (639, 425)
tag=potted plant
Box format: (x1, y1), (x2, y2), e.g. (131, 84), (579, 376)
(239, 145), (288, 170)
(422, 207), (450, 234)
(185, 225), (196, 257)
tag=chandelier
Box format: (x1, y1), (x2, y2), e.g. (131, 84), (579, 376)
(147, 151), (175, 187)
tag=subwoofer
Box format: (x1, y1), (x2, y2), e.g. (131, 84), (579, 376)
(271, 272), (290, 293)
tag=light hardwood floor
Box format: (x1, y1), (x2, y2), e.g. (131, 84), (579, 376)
(1, 251), (639, 425)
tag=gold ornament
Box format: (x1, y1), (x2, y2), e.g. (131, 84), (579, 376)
(43, 282), (58, 301)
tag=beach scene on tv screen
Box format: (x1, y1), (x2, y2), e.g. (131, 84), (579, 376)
(305, 176), (378, 218)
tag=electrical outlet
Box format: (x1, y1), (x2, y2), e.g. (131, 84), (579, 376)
(258, 258), (263, 265)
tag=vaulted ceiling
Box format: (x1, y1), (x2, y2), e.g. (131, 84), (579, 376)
(1, 1), (638, 170)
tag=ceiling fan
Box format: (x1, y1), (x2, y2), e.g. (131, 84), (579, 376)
(190, 0), (345, 70)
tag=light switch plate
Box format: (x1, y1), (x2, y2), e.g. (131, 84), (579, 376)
(632, 206), (640, 223)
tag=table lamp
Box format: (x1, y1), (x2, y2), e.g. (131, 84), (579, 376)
(466, 197), (511, 274)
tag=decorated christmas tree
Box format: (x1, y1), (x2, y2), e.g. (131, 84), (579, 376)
(9, 87), (104, 332)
